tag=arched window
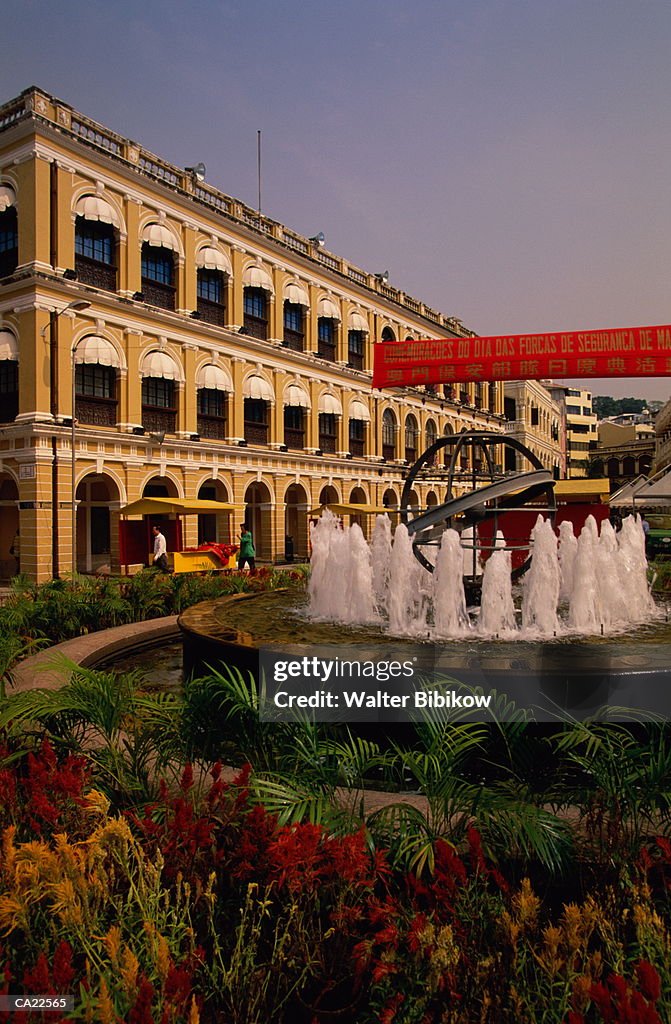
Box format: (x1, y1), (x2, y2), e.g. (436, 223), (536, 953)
(140, 351), (181, 434)
(347, 330), (365, 369)
(349, 400), (369, 458)
(0, 188), (18, 279)
(347, 311), (368, 370)
(243, 374), (273, 445)
(382, 409), (397, 460)
(0, 330), (18, 422)
(141, 244), (175, 310)
(197, 364), (232, 440)
(622, 456), (636, 476)
(74, 336), (120, 427)
(283, 302), (304, 350)
(381, 326), (395, 342)
(284, 384), (309, 450)
(284, 405), (305, 449)
(405, 414), (418, 463)
(197, 270), (226, 325)
(243, 288), (268, 339)
(425, 419), (437, 465)
(196, 247), (229, 326)
(318, 318), (336, 361)
(74, 196), (118, 291)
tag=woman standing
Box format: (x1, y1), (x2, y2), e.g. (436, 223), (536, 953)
(238, 523), (256, 571)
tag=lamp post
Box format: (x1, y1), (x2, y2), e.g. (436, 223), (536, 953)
(67, 302), (92, 579)
(40, 299), (91, 580)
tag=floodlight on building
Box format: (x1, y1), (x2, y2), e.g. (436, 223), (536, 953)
(375, 271), (390, 285)
(309, 232), (325, 248)
(185, 162), (207, 181)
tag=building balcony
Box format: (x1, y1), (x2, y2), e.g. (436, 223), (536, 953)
(142, 407), (176, 434)
(243, 313), (268, 340)
(284, 428), (305, 450)
(283, 329), (304, 352)
(244, 421), (268, 445)
(197, 296), (226, 327)
(75, 255), (117, 292)
(197, 414), (227, 440)
(75, 396), (117, 427)
(141, 279), (176, 311)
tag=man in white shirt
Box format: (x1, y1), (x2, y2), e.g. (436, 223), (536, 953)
(152, 525), (169, 571)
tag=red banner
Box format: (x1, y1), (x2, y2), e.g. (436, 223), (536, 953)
(372, 324), (671, 388)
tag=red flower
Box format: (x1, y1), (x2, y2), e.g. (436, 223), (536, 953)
(52, 941), (75, 990)
(128, 975), (155, 1024)
(636, 961), (662, 1003)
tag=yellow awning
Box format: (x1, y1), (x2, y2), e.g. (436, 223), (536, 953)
(308, 503), (391, 516)
(120, 497), (239, 516)
(554, 479), (610, 503)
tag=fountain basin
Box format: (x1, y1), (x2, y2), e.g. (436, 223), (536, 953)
(179, 590), (671, 722)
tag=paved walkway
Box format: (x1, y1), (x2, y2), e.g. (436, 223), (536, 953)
(10, 616), (180, 693)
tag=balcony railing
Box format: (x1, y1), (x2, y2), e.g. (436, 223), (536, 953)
(319, 434), (336, 454)
(382, 444), (396, 461)
(198, 414), (227, 440)
(283, 329), (304, 351)
(318, 341), (336, 362)
(142, 407), (176, 434)
(75, 255), (117, 292)
(141, 279), (175, 311)
(244, 421), (268, 445)
(243, 313), (268, 340)
(197, 296), (226, 326)
(348, 351), (364, 370)
(284, 428), (305, 450)
(349, 439), (365, 458)
(75, 397), (117, 427)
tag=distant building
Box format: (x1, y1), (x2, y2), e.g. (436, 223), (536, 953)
(502, 380), (562, 477)
(653, 399), (671, 473)
(546, 385), (598, 479)
(589, 418), (654, 490)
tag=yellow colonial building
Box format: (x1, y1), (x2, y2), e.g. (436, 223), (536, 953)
(0, 86), (505, 582)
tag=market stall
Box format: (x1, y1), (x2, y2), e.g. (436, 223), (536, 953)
(119, 496), (240, 573)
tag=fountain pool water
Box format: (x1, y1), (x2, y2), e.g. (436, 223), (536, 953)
(308, 510), (659, 641)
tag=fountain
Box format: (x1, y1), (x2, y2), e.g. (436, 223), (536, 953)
(179, 434), (671, 721)
(308, 509), (658, 641)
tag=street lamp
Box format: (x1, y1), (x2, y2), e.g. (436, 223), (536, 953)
(67, 302), (92, 579)
(40, 300), (92, 580)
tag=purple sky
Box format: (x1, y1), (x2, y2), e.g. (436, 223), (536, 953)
(3, 0), (671, 401)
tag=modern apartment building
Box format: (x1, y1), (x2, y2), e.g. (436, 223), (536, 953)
(0, 86), (506, 581)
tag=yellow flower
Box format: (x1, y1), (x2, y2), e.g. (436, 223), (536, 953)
(120, 947), (139, 997)
(96, 977), (115, 1024)
(513, 878), (540, 929)
(82, 789), (110, 817)
(103, 925), (122, 970)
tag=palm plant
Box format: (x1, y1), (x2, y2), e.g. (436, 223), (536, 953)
(0, 658), (183, 807)
(550, 718), (671, 860)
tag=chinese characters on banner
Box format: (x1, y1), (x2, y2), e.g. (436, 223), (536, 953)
(372, 325), (671, 388)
